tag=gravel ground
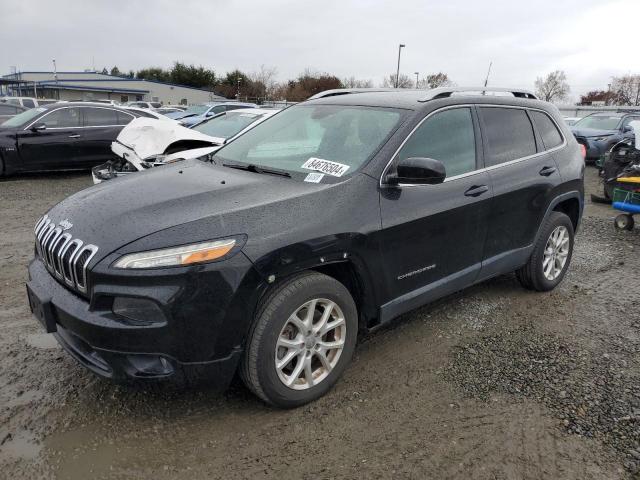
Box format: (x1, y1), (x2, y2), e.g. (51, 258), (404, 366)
(0, 167), (639, 479)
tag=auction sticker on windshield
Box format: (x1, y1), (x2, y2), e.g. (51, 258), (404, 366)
(301, 158), (350, 177)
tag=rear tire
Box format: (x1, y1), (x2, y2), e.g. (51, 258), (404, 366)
(240, 271), (358, 408)
(516, 211), (574, 292)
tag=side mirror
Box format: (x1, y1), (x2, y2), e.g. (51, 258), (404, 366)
(624, 125), (634, 133)
(387, 157), (446, 185)
(31, 123), (47, 132)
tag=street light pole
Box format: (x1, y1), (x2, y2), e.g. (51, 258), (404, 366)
(414, 72), (419, 89)
(395, 44), (405, 88)
(236, 76), (242, 99)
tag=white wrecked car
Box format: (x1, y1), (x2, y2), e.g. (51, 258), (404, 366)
(92, 108), (280, 183)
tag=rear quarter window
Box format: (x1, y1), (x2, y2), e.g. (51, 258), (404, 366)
(530, 110), (563, 150)
(480, 107), (536, 166)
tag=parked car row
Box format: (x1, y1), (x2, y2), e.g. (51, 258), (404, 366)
(0, 99), (268, 176)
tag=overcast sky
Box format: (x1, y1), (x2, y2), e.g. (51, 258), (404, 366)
(2, 0), (639, 100)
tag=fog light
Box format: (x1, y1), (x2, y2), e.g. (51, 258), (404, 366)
(127, 354), (174, 377)
(112, 297), (166, 325)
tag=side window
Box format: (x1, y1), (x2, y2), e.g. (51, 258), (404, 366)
(480, 107), (536, 166)
(0, 104), (13, 113)
(84, 108), (119, 127)
(397, 107), (477, 178)
(209, 106), (225, 115)
(530, 110), (563, 150)
(41, 108), (81, 128)
(22, 99), (35, 108)
(116, 111), (134, 125)
(225, 105), (244, 112)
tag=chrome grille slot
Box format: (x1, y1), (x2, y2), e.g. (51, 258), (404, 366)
(32, 215), (99, 295)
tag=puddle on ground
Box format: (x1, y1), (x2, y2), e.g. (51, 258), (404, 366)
(25, 333), (61, 350)
(0, 429), (41, 461)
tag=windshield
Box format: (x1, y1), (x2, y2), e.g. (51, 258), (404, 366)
(183, 105), (210, 115)
(193, 112), (264, 139)
(574, 115), (621, 130)
(215, 105), (403, 179)
(1, 107), (46, 127)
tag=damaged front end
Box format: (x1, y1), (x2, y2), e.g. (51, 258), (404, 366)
(92, 118), (220, 184)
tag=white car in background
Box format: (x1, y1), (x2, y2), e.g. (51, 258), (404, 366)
(92, 108), (280, 183)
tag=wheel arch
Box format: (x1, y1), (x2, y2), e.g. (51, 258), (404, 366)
(535, 191), (583, 244)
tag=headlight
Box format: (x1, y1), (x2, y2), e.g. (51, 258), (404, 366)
(113, 238), (238, 269)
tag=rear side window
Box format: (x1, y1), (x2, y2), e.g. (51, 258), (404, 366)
(84, 108), (119, 126)
(530, 110), (563, 150)
(480, 107), (536, 166)
(397, 107), (477, 178)
(116, 111), (134, 125)
(22, 99), (35, 108)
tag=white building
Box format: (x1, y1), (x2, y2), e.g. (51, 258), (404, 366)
(1, 71), (226, 105)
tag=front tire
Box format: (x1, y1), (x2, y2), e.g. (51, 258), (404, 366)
(516, 211), (574, 292)
(240, 271), (358, 408)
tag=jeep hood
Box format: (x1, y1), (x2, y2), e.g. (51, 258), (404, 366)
(45, 159), (333, 263)
(115, 118), (219, 160)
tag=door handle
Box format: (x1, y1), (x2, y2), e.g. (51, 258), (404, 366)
(539, 166), (557, 176)
(464, 185), (489, 197)
(68, 134), (81, 139)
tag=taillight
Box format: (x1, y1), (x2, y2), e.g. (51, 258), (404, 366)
(579, 144), (587, 159)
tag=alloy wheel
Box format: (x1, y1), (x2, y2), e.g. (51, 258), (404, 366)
(542, 225), (570, 280)
(275, 298), (346, 390)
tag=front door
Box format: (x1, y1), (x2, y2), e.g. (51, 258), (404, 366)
(378, 106), (492, 322)
(17, 107), (82, 171)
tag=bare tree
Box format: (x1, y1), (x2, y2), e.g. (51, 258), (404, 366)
(249, 64), (278, 99)
(534, 70), (570, 103)
(342, 76), (373, 88)
(610, 74), (640, 106)
(417, 72), (454, 89)
(381, 73), (413, 88)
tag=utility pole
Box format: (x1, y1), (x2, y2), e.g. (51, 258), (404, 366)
(236, 76), (242, 99)
(414, 72), (419, 89)
(395, 44), (405, 88)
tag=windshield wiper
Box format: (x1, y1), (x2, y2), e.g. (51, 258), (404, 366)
(222, 161), (291, 178)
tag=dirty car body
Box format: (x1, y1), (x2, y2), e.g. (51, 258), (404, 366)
(27, 88), (584, 403)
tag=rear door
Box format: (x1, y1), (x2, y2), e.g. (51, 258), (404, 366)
(77, 107), (134, 166)
(478, 106), (564, 278)
(16, 107), (82, 171)
(379, 106), (492, 315)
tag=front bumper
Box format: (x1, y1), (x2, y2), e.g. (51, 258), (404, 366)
(26, 254), (261, 387)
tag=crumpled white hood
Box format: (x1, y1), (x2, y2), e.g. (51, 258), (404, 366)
(114, 118), (219, 160)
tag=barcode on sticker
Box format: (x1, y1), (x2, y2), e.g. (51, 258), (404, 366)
(304, 172), (324, 183)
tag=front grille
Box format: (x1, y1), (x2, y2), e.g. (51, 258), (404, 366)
(34, 215), (99, 294)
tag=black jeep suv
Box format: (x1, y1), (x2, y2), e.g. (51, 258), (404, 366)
(26, 87), (584, 408)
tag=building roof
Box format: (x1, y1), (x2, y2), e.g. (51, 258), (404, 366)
(2, 71), (218, 94)
(38, 82), (149, 94)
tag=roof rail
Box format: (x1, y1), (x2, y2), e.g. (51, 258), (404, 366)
(308, 88), (419, 100)
(419, 86), (538, 102)
(308, 86), (538, 102)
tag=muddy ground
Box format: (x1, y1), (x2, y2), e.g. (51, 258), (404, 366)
(0, 167), (638, 480)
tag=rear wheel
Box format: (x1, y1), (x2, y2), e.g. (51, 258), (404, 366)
(517, 212), (574, 292)
(240, 271), (358, 408)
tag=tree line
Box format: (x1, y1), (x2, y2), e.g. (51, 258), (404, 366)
(101, 62), (454, 101)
